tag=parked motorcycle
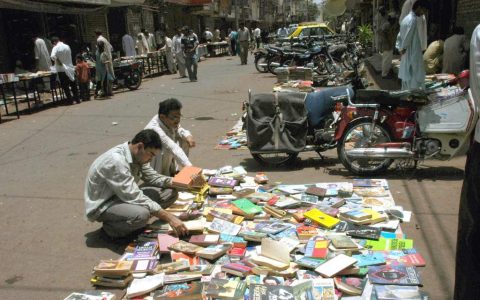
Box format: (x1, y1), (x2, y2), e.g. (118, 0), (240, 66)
(335, 80), (475, 175)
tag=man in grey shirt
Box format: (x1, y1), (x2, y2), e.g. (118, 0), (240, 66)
(85, 129), (189, 238)
(238, 23), (251, 65)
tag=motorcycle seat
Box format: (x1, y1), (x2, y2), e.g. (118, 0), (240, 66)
(355, 89), (427, 107)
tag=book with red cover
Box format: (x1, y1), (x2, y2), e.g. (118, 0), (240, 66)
(228, 247), (247, 258)
(188, 234), (220, 247)
(305, 238), (329, 259)
(221, 262), (252, 277)
(170, 251), (200, 265)
(172, 166), (203, 188)
(157, 234), (179, 253)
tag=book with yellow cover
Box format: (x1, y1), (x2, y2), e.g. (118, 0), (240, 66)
(304, 208), (340, 229)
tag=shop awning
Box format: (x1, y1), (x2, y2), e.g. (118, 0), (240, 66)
(0, 0), (108, 13)
(165, 0), (211, 5)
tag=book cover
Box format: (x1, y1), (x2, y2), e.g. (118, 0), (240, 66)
(153, 282), (202, 300)
(133, 241), (158, 259)
(305, 186), (327, 197)
(374, 285), (423, 299)
(157, 234), (180, 253)
(314, 254), (357, 278)
(339, 209), (372, 221)
(296, 226), (318, 241)
(304, 208), (340, 229)
(208, 177), (238, 188)
(163, 274), (202, 284)
(208, 218), (242, 235)
(352, 252), (386, 267)
(93, 260), (133, 277)
(364, 238), (414, 251)
(155, 260), (190, 274)
(387, 253), (426, 267)
(209, 187), (233, 195)
(299, 193), (319, 204)
(126, 273), (165, 298)
(305, 238), (329, 259)
(321, 197), (346, 208)
(131, 258), (159, 273)
(180, 264), (215, 275)
(333, 276), (368, 296)
(167, 240), (203, 255)
(327, 234), (358, 250)
(228, 247), (247, 258)
(256, 221), (292, 235)
(172, 166), (203, 188)
(204, 279), (247, 299)
(368, 265), (421, 286)
(239, 231), (267, 242)
(196, 244), (232, 260)
(188, 234), (220, 247)
(220, 234), (247, 248)
(221, 262), (252, 277)
(170, 251), (200, 265)
(232, 198), (263, 215)
(63, 291), (116, 300)
(249, 284), (295, 300)
(311, 278), (335, 300)
(295, 256), (326, 269)
(334, 221), (381, 240)
(353, 179), (389, 188)
(208, 209), (244, 224)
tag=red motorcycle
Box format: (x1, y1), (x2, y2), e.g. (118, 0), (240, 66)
(332, 77), (470, 175)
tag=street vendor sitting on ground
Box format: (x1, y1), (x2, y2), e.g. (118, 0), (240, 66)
(85, 129), (201, 239)
(145, 98), (196, 177)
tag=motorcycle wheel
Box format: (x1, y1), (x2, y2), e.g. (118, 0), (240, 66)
(337, 119), (393, 175)
(251, 152), (298, 167)
(126, 70), (142, 90)
(267, 55), (282, 74)
(255, 54), (269, 73)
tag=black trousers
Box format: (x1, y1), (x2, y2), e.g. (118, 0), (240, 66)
(454, 141), (480, 299)
(58, 72), (79, 103)
(78, 82), (90, 101)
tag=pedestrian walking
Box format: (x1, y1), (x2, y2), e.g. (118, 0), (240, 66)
(136, 32), (149, 55)
(33, 33), (52, 91)
(238, 24), (251, 65)
(396, 0), (429, 90)
(228, 28), (238, 56)
(442, 26), (469, 75)
(181, 27), (199, 82)
(253, 26), (261, 49)
(173, 27), (186, 78)
(50, 36), (79, 105)
(454, 23), (480, 300)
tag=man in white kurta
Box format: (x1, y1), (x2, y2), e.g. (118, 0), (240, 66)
(162, 35), (177, 74)
(399, 0), (427, 51)
(34, 36), (51, 90)
(396, 1), (429, 90)
(144, 98), (195, 177)
(122, 33), (136, 57)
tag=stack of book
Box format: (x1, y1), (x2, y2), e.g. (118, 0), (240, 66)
(72, 172), (428, 300)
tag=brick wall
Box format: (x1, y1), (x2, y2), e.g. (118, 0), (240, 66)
(456, 0), (480, 37)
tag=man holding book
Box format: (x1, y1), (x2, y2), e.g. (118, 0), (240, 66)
(84, 129), (189, 239)
(145, 98), (196, 177)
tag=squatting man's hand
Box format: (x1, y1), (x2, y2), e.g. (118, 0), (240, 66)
(186, 135), (196, 147)
(155, 210), (189, 237)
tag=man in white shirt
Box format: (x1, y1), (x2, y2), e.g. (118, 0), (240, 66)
(173, 27), (186, 78)
(85, 129), (190, 239)
(203, 27), (213, 43)
(454, 23), (480, 300)
(122, 33), (136, 57)
(50, 36), (79, 104)
(145, 98), (195, 176)
(253, 26), (261, 49)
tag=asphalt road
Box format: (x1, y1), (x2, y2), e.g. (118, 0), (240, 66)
(0, 53), (463, 299)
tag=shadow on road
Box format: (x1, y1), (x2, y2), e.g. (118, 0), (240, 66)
(241, 156), (338, 173)
(84, 228), (131, 255)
